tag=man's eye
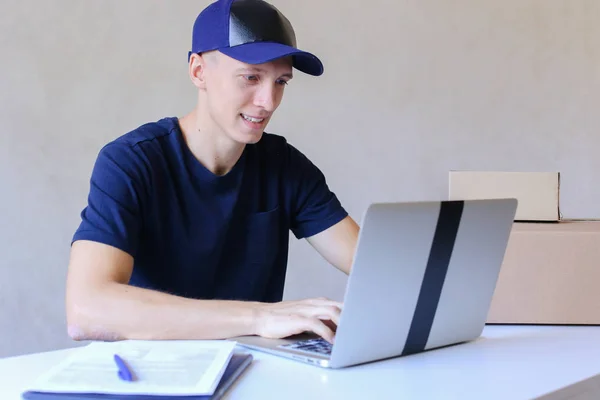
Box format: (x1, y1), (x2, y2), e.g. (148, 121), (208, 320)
(245, 75), (258, 81)
(277, 80), (289, 86)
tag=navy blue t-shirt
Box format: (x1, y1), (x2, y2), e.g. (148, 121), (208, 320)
(72, 117), (347, 303)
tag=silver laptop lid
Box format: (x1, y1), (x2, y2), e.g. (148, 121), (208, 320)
(329, 199), (517, 368)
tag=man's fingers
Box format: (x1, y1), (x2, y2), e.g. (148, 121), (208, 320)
(306, 297), (344, 310)
(322, 319), (338, 333)
(302, 317), (335, 344)
(299, 304), (341, 326)
(319, 305), (341, 326)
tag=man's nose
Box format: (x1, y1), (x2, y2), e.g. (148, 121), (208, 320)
(254, 84), (278, 111)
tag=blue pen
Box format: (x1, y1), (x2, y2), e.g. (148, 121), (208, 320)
(113, 354), (134, 382)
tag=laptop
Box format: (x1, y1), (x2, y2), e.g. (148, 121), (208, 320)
(232, 198), (518, 369)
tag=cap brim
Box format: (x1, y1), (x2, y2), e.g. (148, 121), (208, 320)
(219, 42), (324, 76)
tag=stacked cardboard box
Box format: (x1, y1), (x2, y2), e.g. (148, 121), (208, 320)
(487, 220), (600, 324)
(449, 171), (561, 222)
(449, 171), (600, 324)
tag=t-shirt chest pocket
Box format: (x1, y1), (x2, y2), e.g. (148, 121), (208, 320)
(238, 206), (280, 265)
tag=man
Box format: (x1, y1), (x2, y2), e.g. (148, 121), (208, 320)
(65, 0), (359, 345)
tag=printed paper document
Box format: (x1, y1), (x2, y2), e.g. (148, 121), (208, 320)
(27, 340), (236, 396)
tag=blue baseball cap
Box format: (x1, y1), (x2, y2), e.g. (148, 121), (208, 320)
(188, 0), (324, 76)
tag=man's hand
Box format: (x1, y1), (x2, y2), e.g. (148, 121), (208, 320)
(252, 297), (342, 344)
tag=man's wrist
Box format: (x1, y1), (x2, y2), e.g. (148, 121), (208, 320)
(245, 301), (264, 337)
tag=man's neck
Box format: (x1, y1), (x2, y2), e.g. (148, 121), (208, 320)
(178, 110), (245, 176)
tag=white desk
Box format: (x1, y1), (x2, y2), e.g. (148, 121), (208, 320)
(2, 325), (600, 400)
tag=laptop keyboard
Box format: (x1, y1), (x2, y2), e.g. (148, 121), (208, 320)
(279, 338), (333, 355)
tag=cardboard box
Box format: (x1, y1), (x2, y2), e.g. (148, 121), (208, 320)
(449, 171), (560, 221)
(487, 220), (600, 325)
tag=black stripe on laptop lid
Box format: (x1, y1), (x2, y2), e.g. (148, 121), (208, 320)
(401, 200), (464, 356)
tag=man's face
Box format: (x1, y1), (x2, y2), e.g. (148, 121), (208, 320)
(199, 51), (293, 144)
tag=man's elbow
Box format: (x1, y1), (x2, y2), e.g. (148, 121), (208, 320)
(67, 323), (88, 341)
(66, 289), (92, 341)
(65, 303), (94, 341)
(65, 296), (123, 342)
(66, 318), (123, 342)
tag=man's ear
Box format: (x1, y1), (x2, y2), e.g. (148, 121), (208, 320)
(189, 53), (208, 89)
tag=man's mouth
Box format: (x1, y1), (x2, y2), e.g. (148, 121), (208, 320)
(241, 114), (265, 123)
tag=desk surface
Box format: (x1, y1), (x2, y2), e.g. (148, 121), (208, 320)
(2, 325), (600, 400)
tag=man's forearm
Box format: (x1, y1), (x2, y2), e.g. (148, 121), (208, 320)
(66, 282), (259, 341)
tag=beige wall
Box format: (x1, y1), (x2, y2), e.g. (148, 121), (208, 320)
(1, 0), (599, 358)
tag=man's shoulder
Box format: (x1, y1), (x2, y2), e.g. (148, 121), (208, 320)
(98, 116), (178, 158)
(109, 116), (178, 149)
(94, 117), (179, 175)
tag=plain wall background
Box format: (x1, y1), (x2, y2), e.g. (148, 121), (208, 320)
(1, 0), (599, 358)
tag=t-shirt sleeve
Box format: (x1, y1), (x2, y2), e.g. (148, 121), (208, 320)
(287, 143), (348, 239)
(72, 143), (147, 256)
